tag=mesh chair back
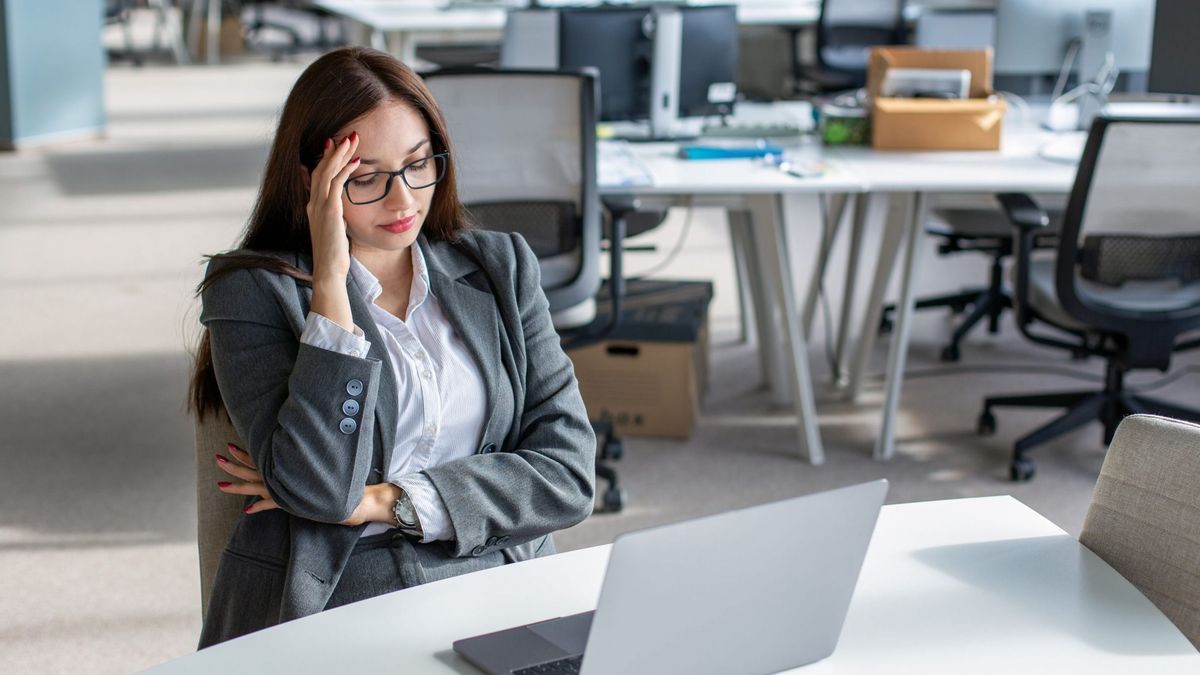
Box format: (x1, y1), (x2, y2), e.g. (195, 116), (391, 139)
(1054, 111), (1200, 358)
(818, 0), (906, 73)
(423, 69), (601, 323)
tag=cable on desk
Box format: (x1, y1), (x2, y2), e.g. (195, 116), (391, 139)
(628, 197), (695, 281)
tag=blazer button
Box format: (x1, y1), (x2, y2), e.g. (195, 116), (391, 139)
(471, 545), (486, 556)
(346, 379), (364, 396)
(486, 536), (498, 546)
(480, 443), (496, 454)
(339, 418), (357, 434)
(342, 399), (360, 416)
(497, 536), (510, 546)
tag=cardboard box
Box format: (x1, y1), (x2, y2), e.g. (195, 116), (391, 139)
(567, 280), (711, 439)
(868, 47), (1006, 150)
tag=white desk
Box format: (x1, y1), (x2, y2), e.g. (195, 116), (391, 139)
(314, 0), (507, 64)
(145, 496), (1199, 673)
(828, 129), (1082, 460)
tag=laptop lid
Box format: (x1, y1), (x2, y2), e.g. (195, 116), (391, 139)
(579, 479), (888, 675)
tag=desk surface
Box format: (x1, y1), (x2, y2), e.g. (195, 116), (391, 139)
(148, 496), (1198, 674)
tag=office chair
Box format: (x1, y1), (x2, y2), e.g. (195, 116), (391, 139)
(977, 112), (1200, 481)
(879, 206), (1061, 362)
(423, 68), (629, 512)
(1080, 414), (1200, 648)
(194, 407), (246, 617)
(794, 0), (907, 94)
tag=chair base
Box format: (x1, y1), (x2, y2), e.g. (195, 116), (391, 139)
(591, 420), (626, 513)
(882, 285), (1011, 361)
(978, 375), (1200, 482)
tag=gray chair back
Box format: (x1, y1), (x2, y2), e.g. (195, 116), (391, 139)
(1080, 414), (1200, 648)
(423, 68), (602, 329)
(1055, 110), (1200, 367)
(818, 0), (906, 75)
(193, 408), (245, 618)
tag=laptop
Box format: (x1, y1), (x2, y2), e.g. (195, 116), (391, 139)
(453, 479), (888, 675)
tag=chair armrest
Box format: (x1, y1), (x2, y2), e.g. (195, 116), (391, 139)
(996, 193), (1050, 231)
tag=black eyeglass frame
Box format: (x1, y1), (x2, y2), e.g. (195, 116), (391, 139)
(343, 152), (450, 205)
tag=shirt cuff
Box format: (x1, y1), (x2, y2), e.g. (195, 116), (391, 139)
(300, 312), (371, 358)
(392, 474), (453, 543)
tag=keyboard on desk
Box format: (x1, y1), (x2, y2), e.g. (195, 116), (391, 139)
(512, 654), (584, 675)
(701, 121), (805, 138)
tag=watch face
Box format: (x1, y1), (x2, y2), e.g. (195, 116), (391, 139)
(394, 497), (418, 528)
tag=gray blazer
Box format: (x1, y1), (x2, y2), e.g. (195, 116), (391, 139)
(197, 229), (595, 647)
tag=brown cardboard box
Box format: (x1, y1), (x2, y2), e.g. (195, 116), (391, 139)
(568, 327), (708, 439)
(868, 47), (1006, 150)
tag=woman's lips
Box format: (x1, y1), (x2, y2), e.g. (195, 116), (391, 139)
(380, 215), (417, 234)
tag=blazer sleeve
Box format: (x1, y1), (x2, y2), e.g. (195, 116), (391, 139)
(200, 259), (381, 524)
(422, 234), (596, 558)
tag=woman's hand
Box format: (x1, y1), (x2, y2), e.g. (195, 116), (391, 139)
(305, 132), (361, 282)
(215, 443), (278, 515)
(339, 483), (402, 528)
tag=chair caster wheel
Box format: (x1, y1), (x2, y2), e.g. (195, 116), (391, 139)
(602, 487), (626, 513)
(940, 344), (961, 362)
(1010, 458), (1036, 482)
(603, 438), (624, 461)
(977, 411), (996, 436)
(878, 317), (894, 335)
(950, 302), (969, 315)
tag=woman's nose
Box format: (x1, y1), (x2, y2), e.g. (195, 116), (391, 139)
(383, 175), (416, 209)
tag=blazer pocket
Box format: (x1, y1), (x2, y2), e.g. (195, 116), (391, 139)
(225, 546), (286, 572)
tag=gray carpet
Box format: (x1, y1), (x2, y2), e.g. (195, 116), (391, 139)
(1, 59), (1197, 673)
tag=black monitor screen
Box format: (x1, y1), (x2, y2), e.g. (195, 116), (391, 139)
(559, 8), (653, 122)
(679, 5), (738, 118)
(1149, 0), (1200, 95)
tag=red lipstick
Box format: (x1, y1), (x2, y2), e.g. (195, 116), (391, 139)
(381, 215), (417, 234)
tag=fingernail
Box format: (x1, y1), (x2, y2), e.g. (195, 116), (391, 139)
(350, 156), (361, 163)
(217, 481), (232, 488)
(324, 138), (331, 150)
(340, 136), (349, 145)
(350, 131), (358, 142)
(215, 454), (228, 464)
(243, 505), (253, 514)
(227, 442), (238, 453)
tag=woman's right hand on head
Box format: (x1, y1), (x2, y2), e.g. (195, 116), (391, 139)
(305, 132), (361, 281)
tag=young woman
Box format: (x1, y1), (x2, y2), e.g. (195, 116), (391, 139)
(188, 47), (595, 647)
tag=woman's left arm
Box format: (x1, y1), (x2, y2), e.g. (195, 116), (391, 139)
(421, 234), (596, 558)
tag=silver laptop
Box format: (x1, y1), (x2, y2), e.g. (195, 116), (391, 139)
(453, 479), (888, 675)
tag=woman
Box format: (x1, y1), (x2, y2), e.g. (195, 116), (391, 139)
(188, 47), (595, 647)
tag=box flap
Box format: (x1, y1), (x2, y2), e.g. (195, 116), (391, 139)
(868, 47), (994, 100)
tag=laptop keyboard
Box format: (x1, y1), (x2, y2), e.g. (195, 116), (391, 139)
(512, 654), (584, 675)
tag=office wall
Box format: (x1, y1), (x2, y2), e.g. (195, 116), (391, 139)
(0, 0), (106, 148)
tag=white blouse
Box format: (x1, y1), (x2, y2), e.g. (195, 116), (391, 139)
(299, 243), (489, 540)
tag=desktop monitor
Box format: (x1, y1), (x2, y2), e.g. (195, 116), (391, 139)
(559, 7), (653, 122)
(994, 0), (1156, 77)
(677, 5), (739, 118)
(1148, 0), (1200, 96)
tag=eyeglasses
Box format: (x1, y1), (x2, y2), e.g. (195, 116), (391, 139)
(343, 152), (449, 205)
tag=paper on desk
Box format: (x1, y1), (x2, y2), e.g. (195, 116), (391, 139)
(598, 142), (654, 187)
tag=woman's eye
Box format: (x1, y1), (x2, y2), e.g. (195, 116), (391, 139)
(408, 159), (429, 170)
(351, 175), (381, 187)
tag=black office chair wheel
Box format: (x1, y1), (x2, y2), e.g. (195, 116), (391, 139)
(976, 410), (996, 436)
(602, 486), (626, 513)
(940, 344), (961, 362)
(878, 315), (894, 335)
(1010, 458), (1036, 482)
(950, 300), (970, 314)
(603, 437), (624, 461)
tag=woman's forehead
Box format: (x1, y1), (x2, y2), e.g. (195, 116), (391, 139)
(337, 100), (429, 153)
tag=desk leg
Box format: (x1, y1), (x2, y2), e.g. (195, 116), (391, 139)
(748, 194), (824, 464)
(833, 193), (868, 386)
(802, 193), (848, 339)
(874, 192), (929, 461)
(728, 212), (757, 346)
(730, 209), (782, 401)
(205, 0), (220, 65)
(844, 193), (908, 402)
(385, 31), (418, 66)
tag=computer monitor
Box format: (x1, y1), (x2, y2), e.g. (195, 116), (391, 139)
(677, 5), (738, 119)
(994, 0), (1156, 77)
(1148, 0), (1200, 96)
(558, 7), (653, 122)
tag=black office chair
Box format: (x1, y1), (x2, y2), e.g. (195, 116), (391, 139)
(879, 206), (1061, 362)
(977, 111), (1200, 481)
(423, 68), (629, 512)
(794, 0), (907, 94)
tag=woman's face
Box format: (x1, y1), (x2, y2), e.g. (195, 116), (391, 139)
(335, 99), (437, 256)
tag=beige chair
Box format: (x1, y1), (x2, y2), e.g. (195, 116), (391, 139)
(1080, 414), (1200, 648)
(194, 407), (247, 617)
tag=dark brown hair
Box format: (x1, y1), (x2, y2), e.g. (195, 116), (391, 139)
(188, 47), (469, 419)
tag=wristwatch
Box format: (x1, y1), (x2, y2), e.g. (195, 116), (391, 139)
(392, 488), (423, 538)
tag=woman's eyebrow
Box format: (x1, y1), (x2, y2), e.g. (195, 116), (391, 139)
(358, 139), (430, 166)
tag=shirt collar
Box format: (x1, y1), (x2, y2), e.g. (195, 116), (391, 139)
(348, 242), (432, 315)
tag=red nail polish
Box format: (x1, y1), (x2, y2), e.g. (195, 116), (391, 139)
(350, 156), (361, 163)
(227, 442), (238, 452)
(324, 138), (331, 150)
(215, 454), (228, 464)
(350, 131), (358, 142)
(243, 505), (253, 514)
(217, 481), (231, 488)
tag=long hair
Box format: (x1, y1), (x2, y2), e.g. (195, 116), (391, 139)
(188, 48), (469, 419)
